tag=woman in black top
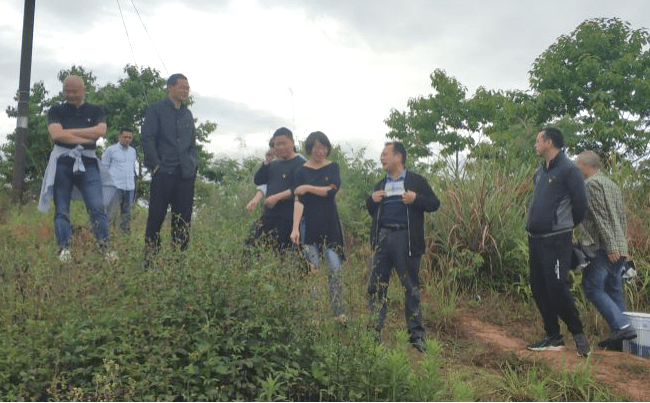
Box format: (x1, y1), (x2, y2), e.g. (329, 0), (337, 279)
(290, 131), (345, 318)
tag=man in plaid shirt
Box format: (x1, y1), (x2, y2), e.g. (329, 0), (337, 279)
(576, 151), (637, 350)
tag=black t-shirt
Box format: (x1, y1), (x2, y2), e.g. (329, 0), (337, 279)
(294, 162), (344, 250)
(254, 155), (306, 220)
(48, 101), (106, 148)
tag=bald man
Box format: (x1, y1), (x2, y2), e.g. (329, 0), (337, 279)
(576, 151), (636, 350)
(38, 75), (113, 262)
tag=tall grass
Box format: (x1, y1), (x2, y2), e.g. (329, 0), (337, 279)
(422, 159), (534, 292)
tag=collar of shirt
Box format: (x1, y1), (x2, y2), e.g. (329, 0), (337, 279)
(385, 170), (406, 183)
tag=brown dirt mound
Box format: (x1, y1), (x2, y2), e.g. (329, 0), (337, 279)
(457, 311), (650, 401)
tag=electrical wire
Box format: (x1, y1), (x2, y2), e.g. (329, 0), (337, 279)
(130, 0), (169, 76)
(116, 0), (138, 68)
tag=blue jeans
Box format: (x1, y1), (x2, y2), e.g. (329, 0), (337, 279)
(108, 189), (134, 233)
(53, 157), (108, 249)
(304, 244), (344, 316)
(582, 250), (629, 331)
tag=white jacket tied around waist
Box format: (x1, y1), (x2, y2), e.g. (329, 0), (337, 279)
(38, 144), (116, 212)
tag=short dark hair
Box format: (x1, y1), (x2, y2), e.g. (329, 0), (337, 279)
(386, 141), (407, 165)
(167, 73), (188, 87)
(271, 127), (293, 141)
(120, 127), (133, 134)
(304, 131), (332, 156)
(540, 127), (564, 149)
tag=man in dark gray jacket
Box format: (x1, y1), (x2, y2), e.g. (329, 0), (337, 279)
(141, 73), (197, 264)
(525, 127), (590, 357)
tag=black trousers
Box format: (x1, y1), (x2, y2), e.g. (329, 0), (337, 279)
(145, 167), (195, 253)
(368, 228), (424, 341)
(528, 232), (584, 336)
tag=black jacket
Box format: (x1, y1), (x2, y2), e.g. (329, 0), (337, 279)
(526, 151), (587, 236)
(366, 171), (440, 256)
(141, 98), (197, 179)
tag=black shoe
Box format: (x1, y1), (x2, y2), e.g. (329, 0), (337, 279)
(412, 338), (427, 353)
(574, 333), (591, 358)
(598, 325), (636, 349)
(598, 338), (623, 351)
(527, 334), (564, 351)
(609, 326), (637, 341)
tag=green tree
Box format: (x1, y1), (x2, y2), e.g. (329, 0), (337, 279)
(384, 70), (470, 158)
(471, 88), (540, 166)
(529, 17), (650, 162)
(385, 69), (495, 176)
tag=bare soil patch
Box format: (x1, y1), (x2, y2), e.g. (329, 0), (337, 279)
(456, 311), (650, 401)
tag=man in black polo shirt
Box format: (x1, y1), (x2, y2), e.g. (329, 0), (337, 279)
(252, 127), (305, 251)
(141, 73), (197, 264)
(366, 142), (440, 352)
(38, 75), (111, 262)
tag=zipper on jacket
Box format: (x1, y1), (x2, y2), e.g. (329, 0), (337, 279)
(406, 204), (412, 257)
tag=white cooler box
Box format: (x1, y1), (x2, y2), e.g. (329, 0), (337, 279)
(622, 311), (650, 358)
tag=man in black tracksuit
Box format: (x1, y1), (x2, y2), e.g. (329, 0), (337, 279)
(366, 142), (440, 352)
(525, 127), (590, 357)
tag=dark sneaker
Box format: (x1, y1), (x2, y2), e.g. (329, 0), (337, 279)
(574, 333), (591, 358)
(527, 334), (564, 351)
(598, 325), (636, 349)
(609, 326), (637, 342)
(598, 339), (623, 351)
(412, 338), (427, 353)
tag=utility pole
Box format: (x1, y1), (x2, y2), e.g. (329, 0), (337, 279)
(12, 0), (36, 204)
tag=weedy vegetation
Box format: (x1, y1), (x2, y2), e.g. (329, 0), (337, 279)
(0, 148), (647, 401)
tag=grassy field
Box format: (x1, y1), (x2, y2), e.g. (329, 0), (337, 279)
(0, 152), (647, 401)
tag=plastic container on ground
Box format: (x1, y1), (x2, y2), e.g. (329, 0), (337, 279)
(622, 311), (650, 358)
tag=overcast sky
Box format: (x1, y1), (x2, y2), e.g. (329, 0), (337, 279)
(1, 0), (649, 160)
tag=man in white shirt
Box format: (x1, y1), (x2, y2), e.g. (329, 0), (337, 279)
(102, 128), (137, 233)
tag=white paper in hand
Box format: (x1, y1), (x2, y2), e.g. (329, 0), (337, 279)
(384, 181), (405, 198)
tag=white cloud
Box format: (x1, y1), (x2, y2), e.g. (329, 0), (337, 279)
(2, 0), (650, 162)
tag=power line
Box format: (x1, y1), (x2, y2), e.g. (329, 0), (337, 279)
(115, 0), (151, 111)
(130, 0), (169, 76)
(116, 0), (138, 68)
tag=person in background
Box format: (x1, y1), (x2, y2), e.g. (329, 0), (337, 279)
(141, 73), (197, 266)
(38, 75), (114, 262)
(246, 142), (275, 213)
(102, 127), (137, 233)
(575, 150), (636, 351)
(251, 127), (305, 251)
(290, 131), (345, 320)
(366, 141), (440, 352)
(525, 127), (590, 358)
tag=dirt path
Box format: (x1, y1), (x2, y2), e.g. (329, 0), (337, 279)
(457, 312), (650, 401)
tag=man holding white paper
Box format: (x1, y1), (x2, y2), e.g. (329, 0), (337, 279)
(366, 142), (440, 352)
